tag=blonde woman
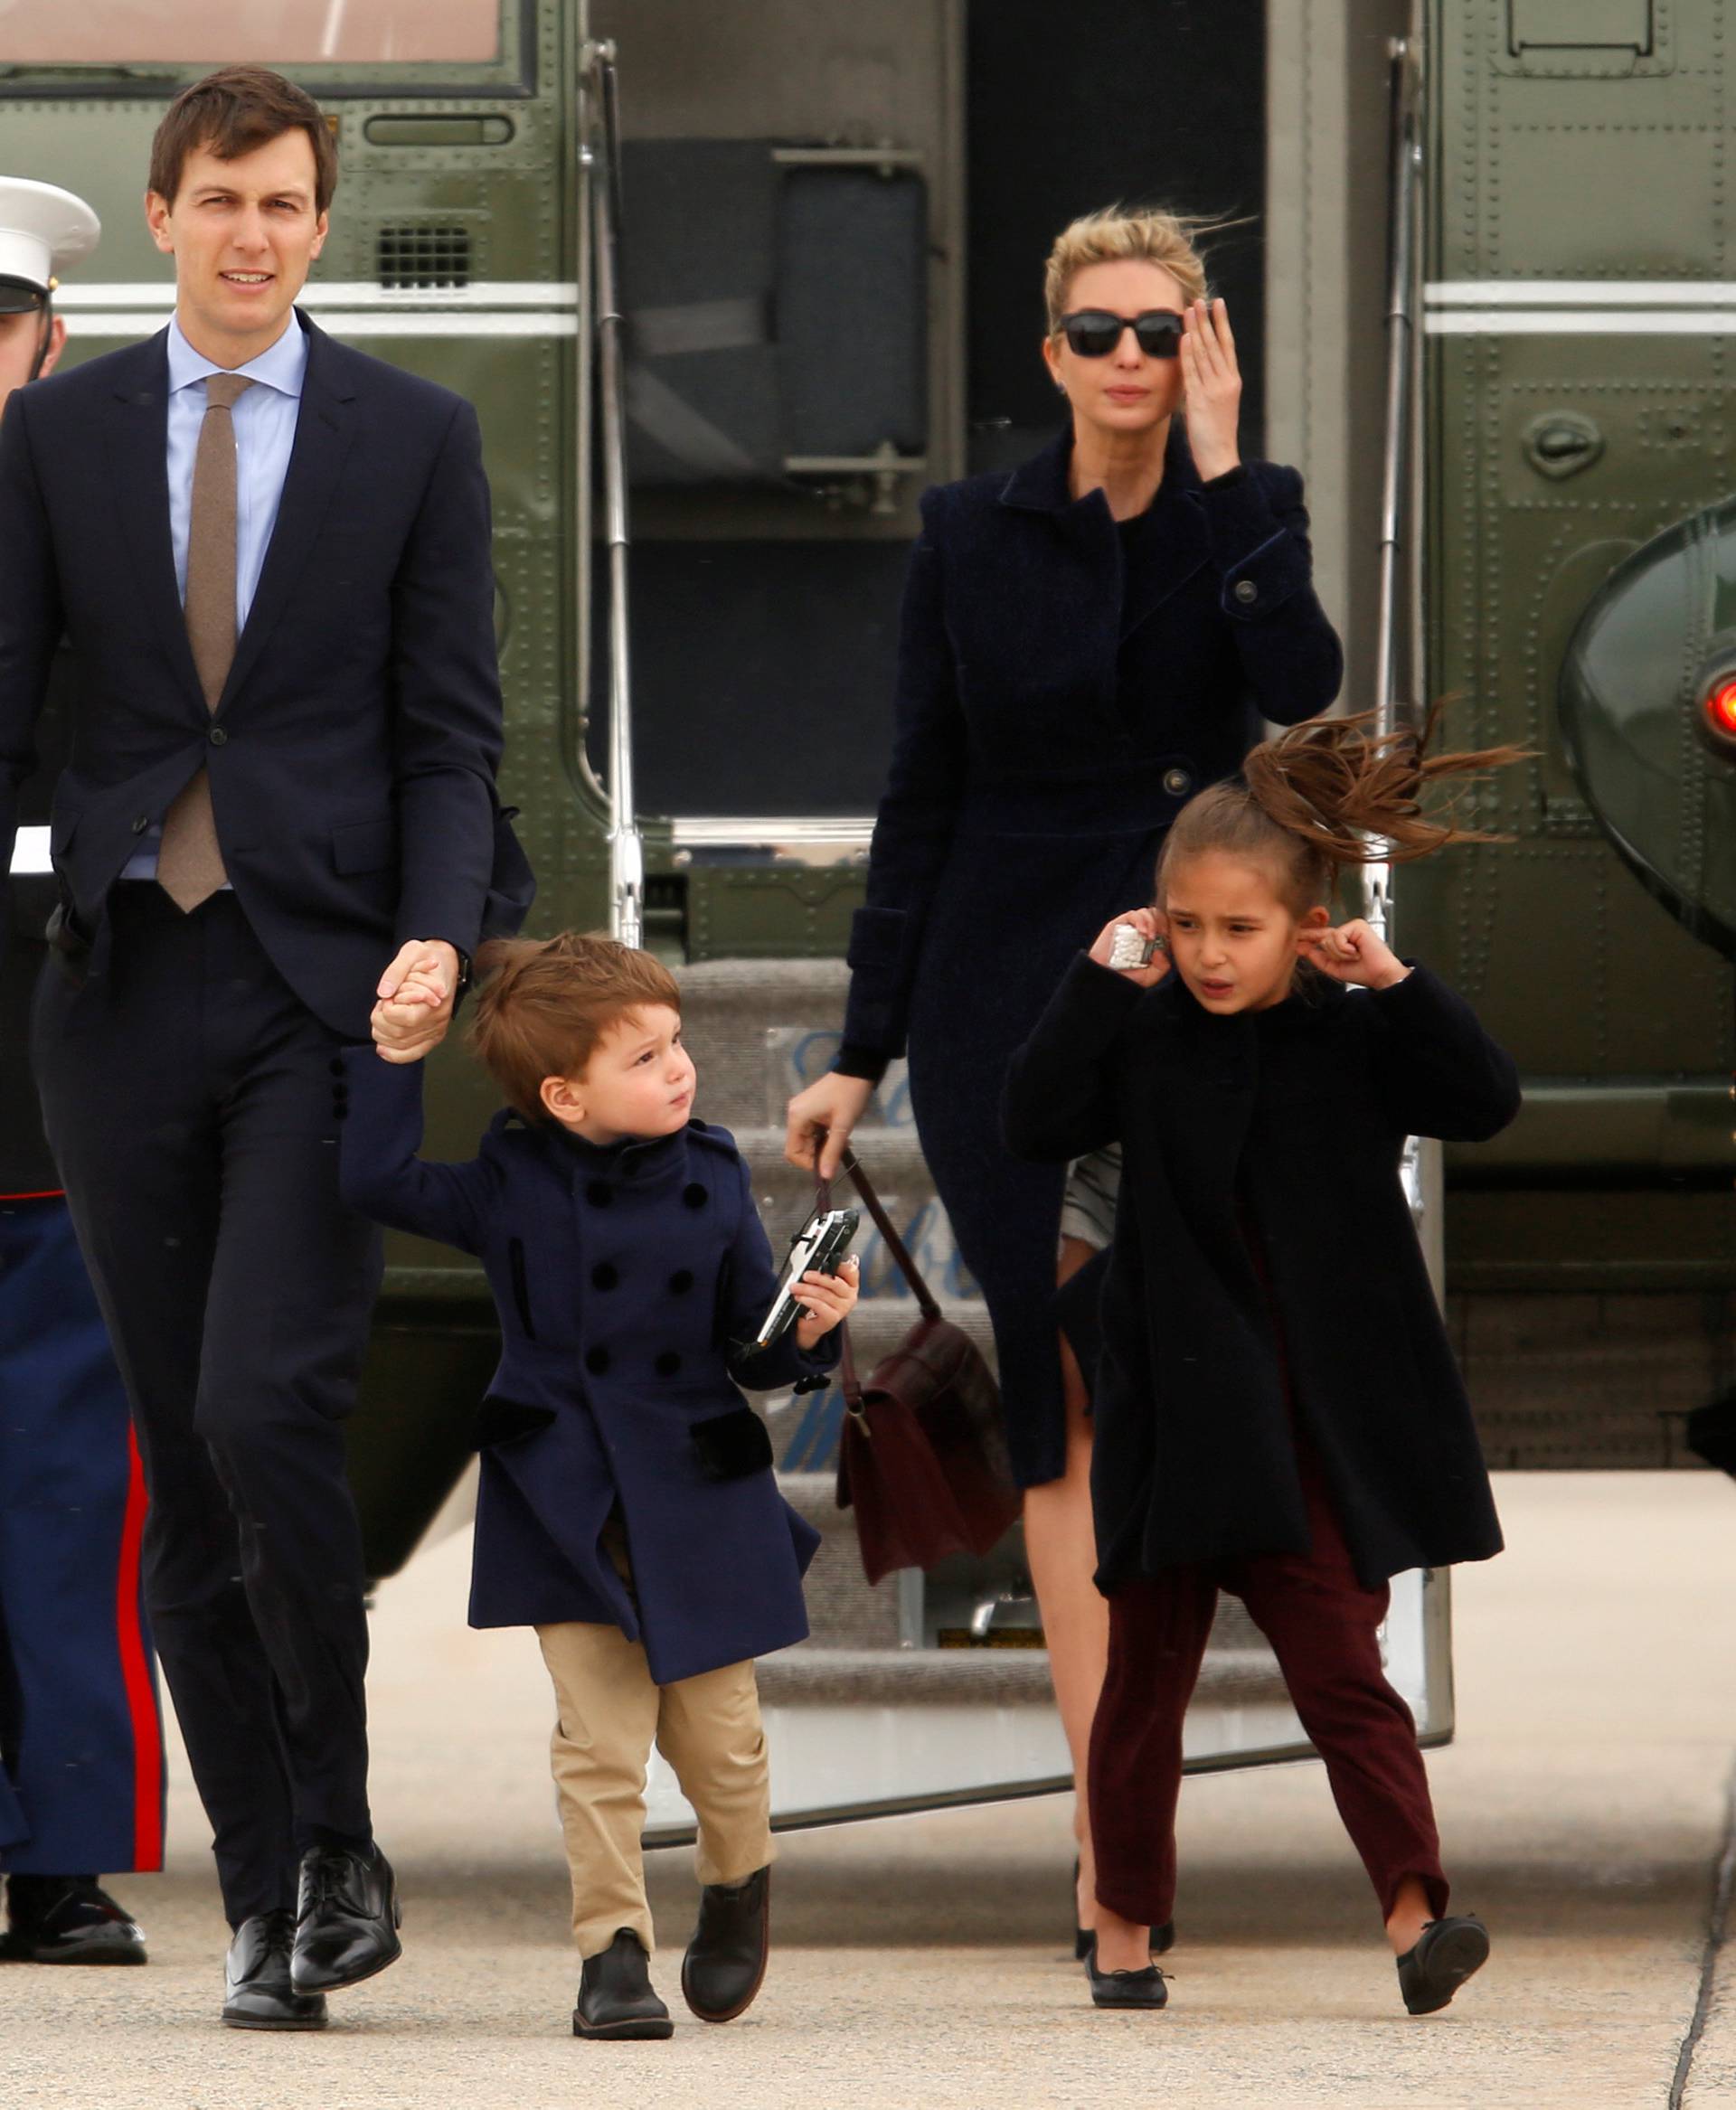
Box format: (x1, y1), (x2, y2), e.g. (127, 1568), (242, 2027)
(785, 207), (1342, 1955)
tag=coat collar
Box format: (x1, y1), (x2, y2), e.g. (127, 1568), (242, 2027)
(997, 422), (1210, 640)
(104, 312), (359, 721)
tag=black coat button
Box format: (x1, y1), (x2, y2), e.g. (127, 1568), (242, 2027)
(668, 1268), (694, 1295)
(329, 1057), (345, 1078)
(1233, 578), (1258, 605)
(683, 1183), (708, 1210)
(334, 1105), (348, 1122)
(131, 815), (150, 834)
(209, 725), (229, 745)
(586, 1181), (613, 1207)
(585, 1346), (610, 1376)
(655, 1351), (682, 1378)
(591, 1262), (618, 1291)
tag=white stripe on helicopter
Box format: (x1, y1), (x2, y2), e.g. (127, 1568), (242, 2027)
(1426, 279), (1736, 332)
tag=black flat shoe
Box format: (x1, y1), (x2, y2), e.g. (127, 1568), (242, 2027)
(290, 1843), (401, 1993)
(682, 1866), (769, 2023)
(222, 1910), (328, 2030)
(1397, 1915), (1490, 2015)
(3, 1876), (146, 1965)
(574, 1928), (674, 2040)
(1086, 1949), (1169, 2010)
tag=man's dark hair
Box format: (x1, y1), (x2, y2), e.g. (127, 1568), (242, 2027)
(149, 65), (339, 217)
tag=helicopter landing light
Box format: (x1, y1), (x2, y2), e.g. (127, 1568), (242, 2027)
(1705, 679), (1736, 750)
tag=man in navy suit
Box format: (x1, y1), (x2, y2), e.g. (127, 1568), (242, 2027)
(0, 68), (527, 2028)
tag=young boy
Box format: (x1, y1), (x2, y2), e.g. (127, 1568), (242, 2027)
(338, 932), (857, 2039)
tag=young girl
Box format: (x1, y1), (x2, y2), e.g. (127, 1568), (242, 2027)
(1002, 713), (1524, 2018)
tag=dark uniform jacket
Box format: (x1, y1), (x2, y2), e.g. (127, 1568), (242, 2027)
(831, 422), (1344, 1490)
(0, 315), (532, 1036)
(0, 648), (71, 1195)
(338, 1051), (833, 1685)
(1003, 954), (1519, 1590)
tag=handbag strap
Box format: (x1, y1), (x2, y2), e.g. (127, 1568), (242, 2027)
(813, 1142), (942, 1411)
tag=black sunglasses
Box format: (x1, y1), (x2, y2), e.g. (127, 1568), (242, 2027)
(1057, 308), (1184, 360)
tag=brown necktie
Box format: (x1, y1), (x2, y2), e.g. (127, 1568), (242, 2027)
(157, 372), (254, 912)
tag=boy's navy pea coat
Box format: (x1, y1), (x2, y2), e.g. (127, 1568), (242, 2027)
(838, 424), (1343, 1490)
(338, 1052), (832, 1686)
(1003, 956), (1519, 1591)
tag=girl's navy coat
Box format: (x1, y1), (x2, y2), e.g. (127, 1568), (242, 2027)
(838, 425), (1343, 1489)
(1003, 956), (1519, 1589)
(338, 1052), (832, 1685)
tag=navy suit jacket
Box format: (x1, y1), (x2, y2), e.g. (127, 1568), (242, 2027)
(0, 312), (528, 1039)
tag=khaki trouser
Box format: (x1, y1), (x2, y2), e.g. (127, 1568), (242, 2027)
(535, 1618), (773, 1960)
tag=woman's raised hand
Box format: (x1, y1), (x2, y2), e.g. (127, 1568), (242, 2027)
(1297, 918), (1411, 992)
(1180, 297), (1241, 482)
(1088, 907), (1171, 988)
(784, 1070), (876, 1182)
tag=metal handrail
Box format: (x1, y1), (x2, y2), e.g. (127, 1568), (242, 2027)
(1365, 31), (1423, 949)
(582, 38), (644, 948)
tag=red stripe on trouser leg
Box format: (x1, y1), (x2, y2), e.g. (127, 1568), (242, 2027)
(115, 1428), (165, 1871)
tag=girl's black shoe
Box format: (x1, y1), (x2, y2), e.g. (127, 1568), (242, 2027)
(1396, 1915), (1489, 2015)
(1086, 1949), (1169, 2010)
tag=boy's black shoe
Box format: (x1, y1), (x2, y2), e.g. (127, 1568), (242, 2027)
(574, 1929), (675, 2039)
(1086, 1950), (1169, 2010)
(222, 1911), (328, 2030)
(1397, 1915), (1490, 2015)
(2, 1875), (146, 1964)
(290, 1842), (402, 1992)
(681, 1866), (769, 2022)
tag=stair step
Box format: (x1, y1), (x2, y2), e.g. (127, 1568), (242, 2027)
(756, 1644), (1288, 1710)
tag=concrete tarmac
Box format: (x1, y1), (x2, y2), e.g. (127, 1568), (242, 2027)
(7, 1471), (1736, 2110)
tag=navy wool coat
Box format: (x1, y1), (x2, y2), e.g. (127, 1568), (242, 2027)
(837, 424), (1343, 1489)
(338, 1052), (833, 1685)
(1003, 956), (1518, 1590)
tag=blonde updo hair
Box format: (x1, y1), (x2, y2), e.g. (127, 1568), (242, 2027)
(1043, 206), (1212, 334)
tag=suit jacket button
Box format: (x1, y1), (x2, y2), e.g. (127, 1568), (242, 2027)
(131, 815), (150, 834)
(655, 1351), (682, 1378)
(585, 1346), (610, 1376)
(209, 725), (229, 745)
(668, 1268), (694, 1294)
(1233, 578), (1258, 605)
(330, 1057), (346, 1078)
(683, 1182), (707, 1210)
(1163, 767), (1194, 798)
(586, 1181), (613, 1208)
(591, 1262), (618, 1291)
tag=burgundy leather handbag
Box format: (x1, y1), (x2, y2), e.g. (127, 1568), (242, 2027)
(821, 1150), (1020, 1585)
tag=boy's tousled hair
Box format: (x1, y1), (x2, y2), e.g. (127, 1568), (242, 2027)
(149, 65), (339, 215)
(467, 931), (682, 1123)
(1156, 711), (1529, 912)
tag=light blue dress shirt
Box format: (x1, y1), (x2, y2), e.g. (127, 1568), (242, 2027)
(122, 314), (308, 882)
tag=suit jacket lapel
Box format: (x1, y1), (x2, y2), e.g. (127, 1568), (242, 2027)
(221, 314), (358, 711)
(106, 333), (204, 714)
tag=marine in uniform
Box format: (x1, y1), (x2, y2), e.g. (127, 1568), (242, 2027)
(0, 177), (162, 1967)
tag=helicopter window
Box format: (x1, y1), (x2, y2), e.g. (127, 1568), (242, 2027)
(0, 0), (500, 65)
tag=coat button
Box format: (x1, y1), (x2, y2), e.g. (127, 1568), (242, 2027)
(329, 1057), (345, 1078)
(1233, 578), (1258, 605)
(209, 725), (229, 745)
(591, 1262), (618, 1291)
(131, 815), (150, 834)
(683, 1182), (708, 1210)
(586, 1181), (613, 1208)
(585, 1346), (610, 1376)
(668, 1268), (694, 1295)
(1163, 767), (1194, 798)
(655, 1351), (682, 1378)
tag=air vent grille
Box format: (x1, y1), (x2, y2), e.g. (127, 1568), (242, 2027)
(376, 223), (472, 289)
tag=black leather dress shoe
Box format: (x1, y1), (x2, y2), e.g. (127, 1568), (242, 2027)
(1086, 1949), (1169, 2010)
(3, 1876), (147, 1964)
(1397, 1915), (1490, 2015)
(574, 1929), (674, 2040)
(289, 1844), (401, 1993)
(222, 1911), (328, 2030)
(681, 1866), (769, 2023)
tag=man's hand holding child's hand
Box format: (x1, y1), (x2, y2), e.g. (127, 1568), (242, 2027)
(1297, 918), (1411, 991)
(371, 949), (455, 1065)
(793, 1255), (860, 1350)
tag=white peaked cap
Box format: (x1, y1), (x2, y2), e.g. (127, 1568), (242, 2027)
(0, 176), (101, 298)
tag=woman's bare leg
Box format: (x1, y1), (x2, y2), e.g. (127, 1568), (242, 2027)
(1023, 1236), (1110, 1942)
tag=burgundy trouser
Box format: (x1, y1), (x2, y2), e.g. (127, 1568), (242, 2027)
(1088, 1450), (1449, 1931)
